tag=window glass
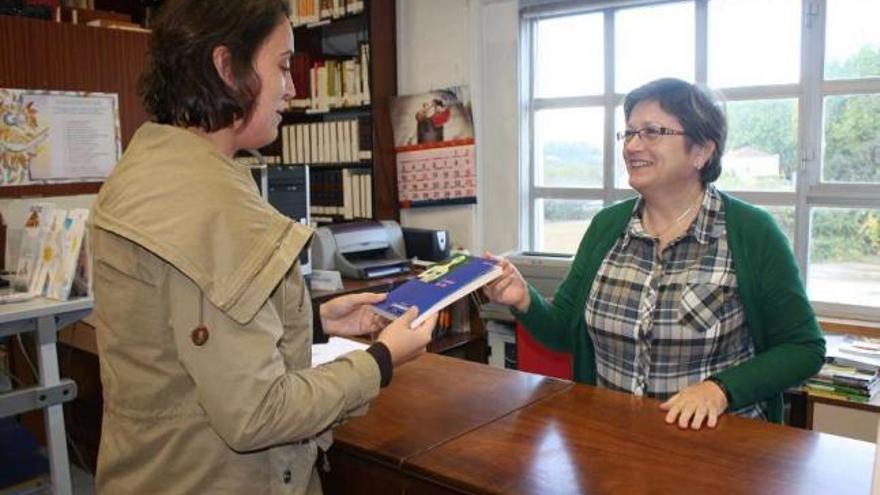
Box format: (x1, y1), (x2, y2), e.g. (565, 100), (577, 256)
(718, 99), (798, 191)
(825, 0), (880, 80)
(537, 199), (603, 254)
(535, 107), (604, 187)
(615, 2), (694, 93)
(535, 13), (604, 97)
(822, 94), (880, 183)
(613, 105), (630, 189)
(809, 207), (880, 308)
(708, 0), (801, 88)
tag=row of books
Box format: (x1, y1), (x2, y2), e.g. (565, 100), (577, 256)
(288, 0), (365, 27)
(287, 45), (371, 110)
(804, 363), (880, 403)
(6, 203), (90, 303)
(280, 119), (372, 166)
(310, 168), (372, 221)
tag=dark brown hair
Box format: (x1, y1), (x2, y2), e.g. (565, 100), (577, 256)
(139, 0), (291, 132)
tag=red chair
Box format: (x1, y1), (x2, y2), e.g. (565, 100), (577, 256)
(515, 323), (572, 380)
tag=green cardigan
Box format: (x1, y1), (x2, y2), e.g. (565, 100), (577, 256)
(515, 192), (825, 423)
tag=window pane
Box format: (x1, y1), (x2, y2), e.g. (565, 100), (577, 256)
(613, 105), (631, 189)
(759, 205), (795, 244)
(708, 0), (800, 88)
(718, 99), (798, 191)
(537, 199), (603, 254)
(615, 2), (694, 93)
(822, 94), (880, 183)
(535, 107), (604, 187)
(535, 14), (604, 97)
(809, 207), (880, 308)
(825, 0), (880, 80)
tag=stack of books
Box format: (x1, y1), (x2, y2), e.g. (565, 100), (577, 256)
(805, 363), (880, 403)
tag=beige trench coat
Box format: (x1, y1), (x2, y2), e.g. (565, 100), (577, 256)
(90, 123), (381, 494)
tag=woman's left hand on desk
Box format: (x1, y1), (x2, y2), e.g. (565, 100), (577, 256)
(320, 292), (388, 337)
(659, 381), (728, 430)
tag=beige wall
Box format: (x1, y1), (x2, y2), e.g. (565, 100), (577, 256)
(396, 0), (521, 254)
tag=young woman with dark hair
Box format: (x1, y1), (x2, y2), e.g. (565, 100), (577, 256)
(90, 1), (434, 492)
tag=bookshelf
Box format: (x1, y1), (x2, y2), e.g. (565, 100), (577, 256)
(262, 0), (399, 224)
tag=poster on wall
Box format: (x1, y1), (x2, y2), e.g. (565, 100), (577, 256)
(0, 88), (121, 186)
(390, 86), (476, 208)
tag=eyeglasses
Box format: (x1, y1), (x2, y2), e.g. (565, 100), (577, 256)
(616, 126), (688, 144)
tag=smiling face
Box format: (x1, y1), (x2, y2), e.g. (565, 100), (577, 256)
(623, 100), (708, 196)
(233, 18), (295, 150)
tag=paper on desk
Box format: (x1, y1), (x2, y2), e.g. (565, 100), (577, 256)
(311, 337), (370, 367)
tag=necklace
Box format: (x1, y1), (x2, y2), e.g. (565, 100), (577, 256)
(644, 191), (704, 239)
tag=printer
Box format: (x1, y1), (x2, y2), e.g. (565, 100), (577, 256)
(311, 221), (411, 279)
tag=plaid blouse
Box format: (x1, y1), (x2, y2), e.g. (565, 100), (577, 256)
(584, 186), (766, 419)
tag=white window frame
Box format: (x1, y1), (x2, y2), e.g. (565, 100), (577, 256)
(520, 0), (880, 321)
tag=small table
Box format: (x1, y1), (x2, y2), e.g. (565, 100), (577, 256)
(0, 297), (93, 495)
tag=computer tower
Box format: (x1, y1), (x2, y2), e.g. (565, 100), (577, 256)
(253, 164), (312, 275)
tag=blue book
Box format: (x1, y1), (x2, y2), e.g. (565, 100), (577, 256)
(372, 255), (502, 328)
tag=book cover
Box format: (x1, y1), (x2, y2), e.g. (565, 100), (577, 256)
(372, 255), (501, 328)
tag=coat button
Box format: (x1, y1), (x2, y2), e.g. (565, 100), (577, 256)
(191, 325), (209, 346)
(282, 469), (292, 484)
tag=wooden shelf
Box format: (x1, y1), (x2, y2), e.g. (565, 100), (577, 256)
(273, 0), (398, 222)
(293, 11), (367, 33)
(281, 105), (372, 120)
(0, 182), (102, 199)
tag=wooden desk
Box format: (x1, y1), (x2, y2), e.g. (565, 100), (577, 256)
(325, 357), (876, 495)
(322, 353), (571, 493)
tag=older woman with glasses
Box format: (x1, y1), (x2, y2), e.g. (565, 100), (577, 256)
(485, 78), (824, 430)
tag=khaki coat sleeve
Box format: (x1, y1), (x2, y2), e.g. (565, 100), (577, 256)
(167, 267), (381, 452)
